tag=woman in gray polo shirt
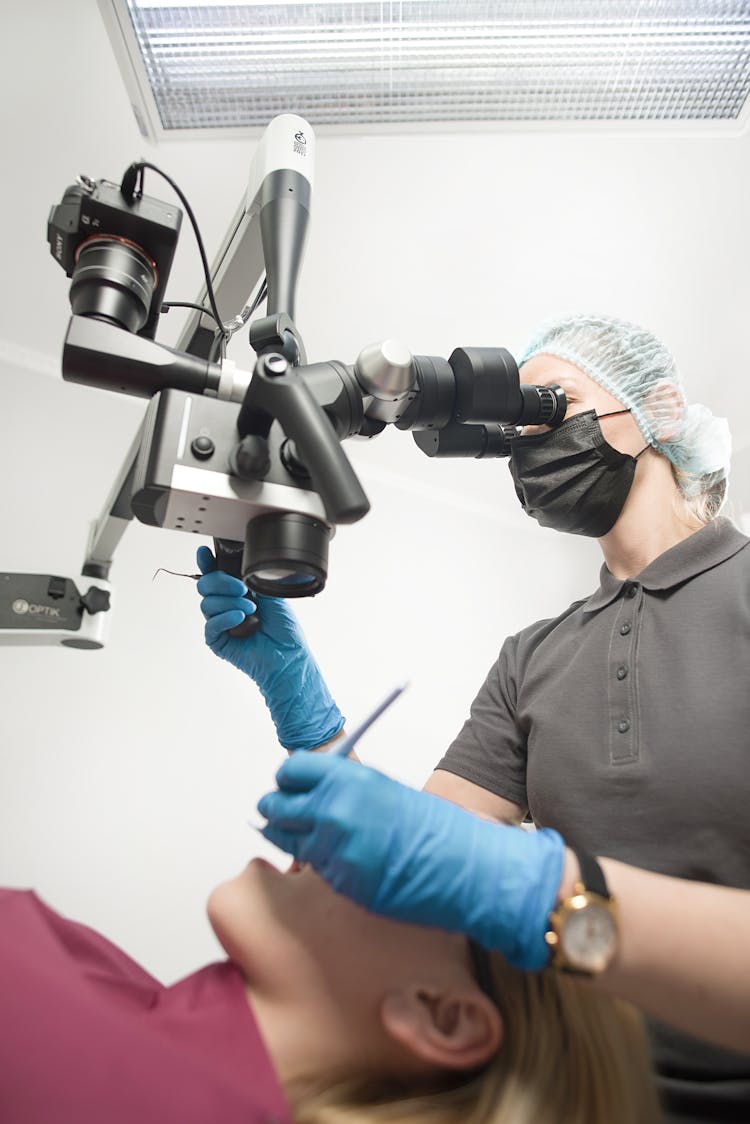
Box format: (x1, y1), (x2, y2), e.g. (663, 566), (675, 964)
(197, 315), (748, 1124)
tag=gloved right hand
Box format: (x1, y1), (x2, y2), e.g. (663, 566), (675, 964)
(196, 546), (345, 751)
(258, 752), (565, 970)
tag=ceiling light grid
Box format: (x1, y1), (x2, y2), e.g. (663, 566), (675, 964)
(114, 1), (750, 130)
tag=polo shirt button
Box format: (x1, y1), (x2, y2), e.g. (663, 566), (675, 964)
(620, 622), (631, 635)
(617, 718), (631, 733)
(624, 582), (639, 599)
(616, 665), (628, 680)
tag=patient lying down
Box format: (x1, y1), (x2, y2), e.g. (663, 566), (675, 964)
(211, 857), (661, 1124)
(0, 859), (661, 1124)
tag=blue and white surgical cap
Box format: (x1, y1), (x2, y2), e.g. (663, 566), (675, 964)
(519, 314), (731, 499)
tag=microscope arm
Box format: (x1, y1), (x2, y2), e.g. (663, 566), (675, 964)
(81, 424), (145, 580)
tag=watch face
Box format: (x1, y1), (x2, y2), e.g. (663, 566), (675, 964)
(562, 901), (618, 972)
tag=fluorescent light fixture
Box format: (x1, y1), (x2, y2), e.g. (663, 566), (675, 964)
(101, 0), (750, 136)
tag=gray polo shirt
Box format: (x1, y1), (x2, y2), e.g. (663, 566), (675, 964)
(437, 517), (750, 1122)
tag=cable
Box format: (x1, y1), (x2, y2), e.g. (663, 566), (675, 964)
(161, 300), (221, 326)
(208, 328), (225, 364)
(120, 161), (229, 346)
(208, 274), (269, 361)
(238, 276), (268, 327)
(122, 161), (271, 362)
(250, 278), (268, 315)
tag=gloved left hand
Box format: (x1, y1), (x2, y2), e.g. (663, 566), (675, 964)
(196, 546), (344, 751)
(258, 753), (565, 969)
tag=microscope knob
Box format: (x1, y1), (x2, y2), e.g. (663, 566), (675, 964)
(354, 339), (416, 423)
(229, 435), (271, 480)
(80, 586), (111, 615)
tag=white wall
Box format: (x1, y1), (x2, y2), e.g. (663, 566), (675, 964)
(0, 1), (748, 983)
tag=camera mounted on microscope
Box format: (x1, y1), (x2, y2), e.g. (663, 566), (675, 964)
(47, 175), (181, 339)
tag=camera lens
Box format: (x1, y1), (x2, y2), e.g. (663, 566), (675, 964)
(242, 512), (330, 597)
(70, 235), (157, 333)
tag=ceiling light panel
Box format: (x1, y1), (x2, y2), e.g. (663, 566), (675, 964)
(113, 0), (750, 131)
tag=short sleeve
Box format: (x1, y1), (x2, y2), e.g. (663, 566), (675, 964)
(435, 634), (528, 808)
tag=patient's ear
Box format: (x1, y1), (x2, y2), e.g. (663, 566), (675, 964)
(643, 381), (684, 442)
(380, 984), (503, 1071)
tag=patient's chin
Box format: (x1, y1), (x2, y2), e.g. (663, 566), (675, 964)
(206, 880), (233, 949)
(206, 863), (273, 970)
(207, 873), (253, 944)
(207, 862), (257, 925)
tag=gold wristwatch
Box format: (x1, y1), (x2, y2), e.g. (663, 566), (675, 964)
(545, 850), (619, 975)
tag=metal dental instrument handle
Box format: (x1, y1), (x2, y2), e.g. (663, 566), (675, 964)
(328, 680), (409, 757)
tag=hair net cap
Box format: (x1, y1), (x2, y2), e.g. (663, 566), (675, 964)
(519, 315), (731, 498)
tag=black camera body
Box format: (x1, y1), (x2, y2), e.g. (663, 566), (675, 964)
(47, 178), (182, 340)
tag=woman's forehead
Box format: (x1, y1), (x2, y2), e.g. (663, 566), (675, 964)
(518, 354), (621, 404)
(518, 353), (589, 388)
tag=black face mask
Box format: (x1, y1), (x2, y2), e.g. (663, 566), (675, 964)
(508, 409), (649, 538)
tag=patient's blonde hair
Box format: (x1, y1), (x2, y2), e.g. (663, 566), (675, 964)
(288, 951), (662, 1124)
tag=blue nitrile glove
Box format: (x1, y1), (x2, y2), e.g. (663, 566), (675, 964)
(257, 753), (565, 970)
(196, 546), (344, 751)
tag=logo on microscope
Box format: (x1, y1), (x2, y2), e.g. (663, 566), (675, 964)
(11, 599), (61, 618)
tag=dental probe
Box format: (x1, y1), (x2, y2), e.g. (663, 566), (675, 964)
(247, 682), (410, 834)
(327, 680), (409, 757)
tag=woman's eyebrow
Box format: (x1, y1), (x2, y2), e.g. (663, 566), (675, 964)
(535, 372), (579, 393)
(553, 370), (580, 386)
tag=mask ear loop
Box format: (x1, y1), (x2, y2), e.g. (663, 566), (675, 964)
(596, 408), (650, 460)
(596, 408), (630, 420)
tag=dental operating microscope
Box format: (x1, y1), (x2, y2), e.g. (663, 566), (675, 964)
(0, 114), (566, 649)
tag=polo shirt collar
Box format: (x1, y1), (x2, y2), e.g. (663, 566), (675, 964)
(583, 517), (749, 613)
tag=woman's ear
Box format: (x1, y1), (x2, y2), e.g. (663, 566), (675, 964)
(380, 984), (503, 1072)
(642, 380), (684, 442)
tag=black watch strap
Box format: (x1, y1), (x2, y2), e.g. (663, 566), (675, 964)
(573, 849), (611, 900)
